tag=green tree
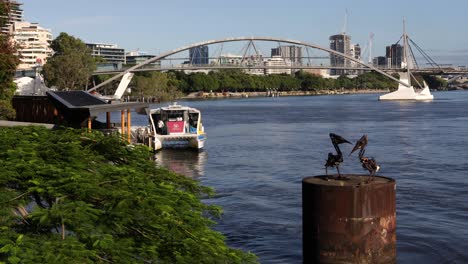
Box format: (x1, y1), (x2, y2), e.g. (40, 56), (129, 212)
(0, 126), (258, 263)
(42, 33), (97, 91)
(421, 74), (447, 90)
(132, 72), (183, 102)
(0, 1), (19, 120)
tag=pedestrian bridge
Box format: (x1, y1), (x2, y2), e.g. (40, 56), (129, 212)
(88, 36), (467, 93)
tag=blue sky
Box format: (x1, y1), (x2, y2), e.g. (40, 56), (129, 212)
(23, 0), (468, 66)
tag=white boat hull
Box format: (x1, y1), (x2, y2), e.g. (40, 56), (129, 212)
(154, 134), (206, 151)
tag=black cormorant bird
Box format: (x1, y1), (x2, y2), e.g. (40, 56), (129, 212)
(350, 135), (380, 181)
(325, 133), (351, 178)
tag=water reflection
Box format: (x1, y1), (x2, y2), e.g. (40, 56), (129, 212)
(154, 149), (207, 178)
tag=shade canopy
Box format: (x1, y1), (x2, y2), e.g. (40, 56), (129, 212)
(47, 91), (148, 128)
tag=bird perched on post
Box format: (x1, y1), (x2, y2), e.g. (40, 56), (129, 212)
(325, 133), (351, 178)
(350, 135), (380, 181)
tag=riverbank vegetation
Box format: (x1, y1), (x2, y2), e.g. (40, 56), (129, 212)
(117, 70), (402, 101)
(0, 126), (257, 263)
(172, 70), (400, 93)
(126, 70), (446, 101)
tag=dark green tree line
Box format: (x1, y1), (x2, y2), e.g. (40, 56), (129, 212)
(172, 69), (399, 93)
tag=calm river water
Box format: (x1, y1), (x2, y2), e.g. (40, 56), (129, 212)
(134, 91), (468, 263)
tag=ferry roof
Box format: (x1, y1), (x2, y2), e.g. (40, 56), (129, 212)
(151, 103), (201, 113)
(47, 91), (148, 116)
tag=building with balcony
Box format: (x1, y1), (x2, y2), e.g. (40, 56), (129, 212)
(264, 56), (291, 75)
(0, 0), (23, 35)
(12, 21), (52, 70)
(216, 53), (243, 66)
(125, 50), (161, 68)
(86, 43), (125, 64)
(244, 54), (264, 75)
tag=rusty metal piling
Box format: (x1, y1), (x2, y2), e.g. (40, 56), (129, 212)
(302, 174), (396, 263)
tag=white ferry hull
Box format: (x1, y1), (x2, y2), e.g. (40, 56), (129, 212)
(154, 134), (206, 151)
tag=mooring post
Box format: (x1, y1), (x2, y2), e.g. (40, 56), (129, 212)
(87, 117), (92, 132)
(302, 175), (396, 263)
(126, 109), (131, 143)
(106, 112), (111, 129)
(120, 110), (125, 139)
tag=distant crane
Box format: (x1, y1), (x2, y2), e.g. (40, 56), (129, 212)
(360, 32), (375, 65)
(325, 133), (351, 178)
(350, 135), (380, 181)
(368, 32), (374, 65)
(341, 9), (349, 35)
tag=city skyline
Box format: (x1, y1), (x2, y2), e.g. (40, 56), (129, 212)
(22, 0), (468, 66)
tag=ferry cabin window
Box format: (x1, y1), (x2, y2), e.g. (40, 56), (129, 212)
(188, 113), (199, 133)
(189, 113), (199, 128)
(167, 111), (184, 121)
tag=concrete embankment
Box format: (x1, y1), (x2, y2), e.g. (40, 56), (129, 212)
(0, 120), (55, 128)
(183, 89), (390, 99)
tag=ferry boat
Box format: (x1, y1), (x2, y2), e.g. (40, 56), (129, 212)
(146, 103), (206, 151)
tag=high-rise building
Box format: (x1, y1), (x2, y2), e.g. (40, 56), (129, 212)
(350, 44), (362, 74)
(373, 56), (387, 68)
(0, 0), (23, 35)
(12, 21), (53, 69)
(271, 45), (302, 65)
(386, 44), (403, 68)
(329, 34), (352, 75)
(86, 43), (126, 64)
(351, 44), (361, 60)
(264, 56), (291, 75)
(189, 45), (209, 65)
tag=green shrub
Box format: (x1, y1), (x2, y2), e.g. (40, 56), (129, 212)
(0, 126), (257, 263)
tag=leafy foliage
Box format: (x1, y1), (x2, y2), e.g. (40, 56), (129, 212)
(132, 72), (183, 102)
(0, 126), (257, 263)
(421, 74), (447, 89)
(42, 33), (97, 91)
(0, 0), (19, 120)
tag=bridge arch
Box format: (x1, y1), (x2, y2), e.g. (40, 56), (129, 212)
(88, 36), (409, 92)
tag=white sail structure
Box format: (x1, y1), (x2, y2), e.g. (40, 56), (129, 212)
(379, 19), (434, 101)
(379, 72), (434, 101)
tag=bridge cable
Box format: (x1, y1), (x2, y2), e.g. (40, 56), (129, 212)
(408, 38), (440, 69)
(407, 43), (420, 69)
